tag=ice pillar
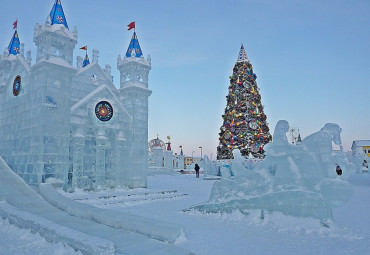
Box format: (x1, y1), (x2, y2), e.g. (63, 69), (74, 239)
(114, 131), (127, 187)
(95, 129), (107, 187)
(72, 129), (85, 188)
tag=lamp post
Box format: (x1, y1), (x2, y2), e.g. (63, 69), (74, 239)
(192, 151), (195, 164)
(199, 146), (202, 160)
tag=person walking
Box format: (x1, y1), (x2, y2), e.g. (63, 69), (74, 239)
(195, 163), (200, 178)
(336, 164), (342, 176)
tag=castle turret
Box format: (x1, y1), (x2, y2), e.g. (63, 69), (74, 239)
(33, 0), (77, 65)
(117, 28), (152, 188)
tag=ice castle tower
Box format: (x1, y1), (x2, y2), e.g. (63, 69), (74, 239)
(117, 31), (152, 188)
(0, 0), (151, 189)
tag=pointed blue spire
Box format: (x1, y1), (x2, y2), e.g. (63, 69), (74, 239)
(125, 32), (143, 58)
(237, 44), (248, 62)
(82, 53), (90, 67)
(8, 30), (20, 56)
(49, 0), (69, 29)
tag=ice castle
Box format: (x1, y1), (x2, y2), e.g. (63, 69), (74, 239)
(0, 0), (152, 189)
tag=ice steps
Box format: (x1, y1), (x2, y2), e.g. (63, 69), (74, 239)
(100, 193), (188, 206)
(69, 189), (188, 208)
(73, 189), (178, 200)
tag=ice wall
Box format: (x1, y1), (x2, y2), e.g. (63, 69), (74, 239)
(191, 120), (355, 222)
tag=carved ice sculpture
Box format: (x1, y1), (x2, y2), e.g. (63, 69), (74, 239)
(190, 120), (354, 223)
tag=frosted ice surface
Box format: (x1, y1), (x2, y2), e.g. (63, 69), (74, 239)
(203, 155), (219, 177)
(192, 120), (355, 222)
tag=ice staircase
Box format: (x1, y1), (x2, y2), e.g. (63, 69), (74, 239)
(0, 156), (194, 255)
(68, 189), (188, 207)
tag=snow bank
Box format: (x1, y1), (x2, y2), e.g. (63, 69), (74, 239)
(39, 183), (184, 243)
(0, 201), (114, 255)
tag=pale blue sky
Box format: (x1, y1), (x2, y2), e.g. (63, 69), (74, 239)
(1, 0), (369, 157)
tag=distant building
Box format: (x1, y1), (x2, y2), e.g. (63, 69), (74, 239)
(184, 157), (193, 166)
(184, 157), (201, 166)
(352, 140), (370, 157)
(148, 136), (185, 172)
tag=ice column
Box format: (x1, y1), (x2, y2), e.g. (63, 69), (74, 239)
(114, 131), (126, 187)
(26, 50), (32, 65)
(95, 129), (107, 187)
(76, 56), (83, 69)
(72, 128), (85, 188)
(92, 49), (99, 63)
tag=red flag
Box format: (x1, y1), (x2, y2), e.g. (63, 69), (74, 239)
(13, 20), (18, 29)
(80, 46), (87, 50)
(127, 21), (135, 31)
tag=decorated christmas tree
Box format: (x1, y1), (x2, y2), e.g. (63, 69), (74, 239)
(217, 45), (271, 159)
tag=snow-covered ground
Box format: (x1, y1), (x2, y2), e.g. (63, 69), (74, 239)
(1, 172), (369, 255)
(0, 218), (82, 255)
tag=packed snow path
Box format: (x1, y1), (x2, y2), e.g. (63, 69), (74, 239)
(0, 156), (193, 255)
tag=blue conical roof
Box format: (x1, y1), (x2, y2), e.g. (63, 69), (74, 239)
(49, 0), (69, 29)
(125, 32), (143, 58)
(237, 44), (248, 62)
(82, 53), (90, 67)
(8, 30), (20, 56)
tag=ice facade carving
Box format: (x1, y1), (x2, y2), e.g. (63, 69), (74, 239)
(0, 7), (151, 189)
(193, 120), (355, 222)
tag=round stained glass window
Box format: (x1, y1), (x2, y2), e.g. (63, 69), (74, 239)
(95, 101), (113, 122)
(13, 75), (21, 96)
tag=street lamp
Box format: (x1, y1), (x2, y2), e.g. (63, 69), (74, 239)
(192, 151), (195, 163)
(199, 146), (202, 160)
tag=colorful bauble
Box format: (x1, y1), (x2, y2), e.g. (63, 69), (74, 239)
(95, 101), (113, 122)
(13, 75), (21, 96)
